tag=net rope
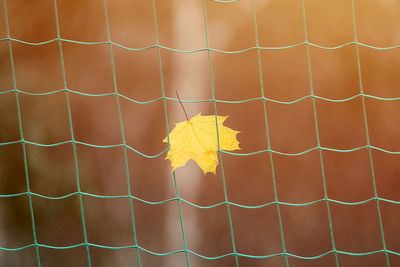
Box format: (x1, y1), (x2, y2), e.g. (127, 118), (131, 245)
(0, 0), (398, 266)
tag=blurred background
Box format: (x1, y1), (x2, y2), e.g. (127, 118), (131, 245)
(1, 0), (400, 266)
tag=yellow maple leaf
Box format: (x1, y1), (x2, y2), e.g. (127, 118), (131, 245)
(163, 113), (240, 174)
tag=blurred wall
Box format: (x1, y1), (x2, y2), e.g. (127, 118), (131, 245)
(1, 0), (400, 266)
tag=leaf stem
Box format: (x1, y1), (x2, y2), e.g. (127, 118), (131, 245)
(176, 90), (189, 121)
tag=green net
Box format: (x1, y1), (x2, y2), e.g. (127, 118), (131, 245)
(1, 0), (399, 266)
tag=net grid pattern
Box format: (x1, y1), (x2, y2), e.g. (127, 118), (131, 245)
(0, 0), (398, 266)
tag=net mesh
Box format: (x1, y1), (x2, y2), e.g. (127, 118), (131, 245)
(0, 0), (399, 266)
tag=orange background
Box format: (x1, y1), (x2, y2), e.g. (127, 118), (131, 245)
(1, 0), (400, 266)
